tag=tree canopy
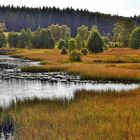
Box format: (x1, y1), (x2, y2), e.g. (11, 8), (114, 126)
(113, 20), (135, 47)
(129, 27), (140, 49)
(0, 31), (6, 48)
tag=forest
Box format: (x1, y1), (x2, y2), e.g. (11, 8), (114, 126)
(0, 5), (140, 35)
(0, 20), (140, 62)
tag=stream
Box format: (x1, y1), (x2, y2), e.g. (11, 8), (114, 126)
(0, 55), (139, 107)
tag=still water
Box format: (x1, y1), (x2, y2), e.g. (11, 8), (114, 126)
(0, 55), (139, 107)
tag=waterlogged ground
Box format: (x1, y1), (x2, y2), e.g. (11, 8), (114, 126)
(0, 55), (38, 71)
(0, 55), (139, 107)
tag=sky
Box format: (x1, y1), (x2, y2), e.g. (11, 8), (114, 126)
(0, 0), (140, 17)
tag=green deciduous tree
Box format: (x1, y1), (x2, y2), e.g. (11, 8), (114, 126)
(113, 20), (135, 47)
(129, 27), (140, 49)
(0, 31), (6, 48)
(77, 25), (89, 40)
(48, 24), (71, 44)
(19, 29), (32, 48)
(8, 32), (20, 48)
(75, 34), (82, 50)
(32, 28), (54, 49)
(102, 36), (110, 49)
(58, 39), (66, 49)
(91, 25), (100, 32)
(103, 36), (110, 44)
(32, 28), (42, 48)
(68, 38), (77, 52)
(39, 28), (54, 49)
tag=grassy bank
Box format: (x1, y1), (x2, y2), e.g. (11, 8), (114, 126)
(21, 63), (140, 82)
(11, 48), (140, 64)
(6, 47), (140, 82)
(3, 89), (140, 139)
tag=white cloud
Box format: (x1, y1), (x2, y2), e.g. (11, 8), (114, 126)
(0, 0), (140, 17)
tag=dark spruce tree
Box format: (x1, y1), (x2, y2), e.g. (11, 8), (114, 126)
(87, 30), (104, 53)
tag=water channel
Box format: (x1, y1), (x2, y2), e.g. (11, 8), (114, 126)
(0, 55), (139, 107)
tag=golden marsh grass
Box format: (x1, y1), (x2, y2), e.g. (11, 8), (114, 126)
(4, 89), (140, 140)
(9, 47), (140, 82)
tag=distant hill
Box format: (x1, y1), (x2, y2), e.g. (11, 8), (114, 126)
(0, 5), (139, 35)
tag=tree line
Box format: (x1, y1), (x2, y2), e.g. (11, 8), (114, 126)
(7, 24), (71, 49)
(6, 24), (109, 52)
(0, 23), (140, 61)
(0, 5), (139, 36)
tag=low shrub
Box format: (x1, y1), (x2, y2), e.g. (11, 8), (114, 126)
(70, 50), (82, 62)
(61, 47), (68, 55)
(81, 48), (88, 55)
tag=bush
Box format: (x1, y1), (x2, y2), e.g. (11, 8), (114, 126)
(70, 50), (82, 62)
(58, 39), (65, 49)
(61, 47), (68, 55)
(129, 27), (140, 49)
(81, 48), (88, 55)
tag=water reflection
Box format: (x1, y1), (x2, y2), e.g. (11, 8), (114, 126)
(0, 79), (139, 107)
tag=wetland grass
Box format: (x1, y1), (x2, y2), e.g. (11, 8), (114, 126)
(4, 89), (140, 140)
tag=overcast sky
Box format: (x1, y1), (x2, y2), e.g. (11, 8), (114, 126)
(1, 0), (140, 17)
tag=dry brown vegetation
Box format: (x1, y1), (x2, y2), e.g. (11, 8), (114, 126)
(5, 89), (140, 140)
(10, 48), (140, 82)
(11, 48), (140, 64)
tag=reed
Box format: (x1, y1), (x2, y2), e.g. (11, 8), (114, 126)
(7, 47), (140, 82)
(4, 89), (140, 140)
(21, 63), (140, 82)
